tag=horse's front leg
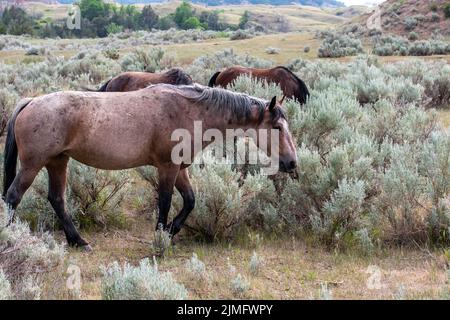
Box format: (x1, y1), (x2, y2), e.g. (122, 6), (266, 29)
(156, 164), (180, 231)
(168, 168), (195, 237)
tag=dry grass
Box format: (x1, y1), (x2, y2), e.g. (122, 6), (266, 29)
(26, 2), (71, 20)
(1, 30), (450, 67)
(438, 109), (450, 128)
(42, 214), (449, 300)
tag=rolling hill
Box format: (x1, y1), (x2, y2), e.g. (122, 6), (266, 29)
(56, 0), (345, 7)
(24, 1), (351, 32)
(348, 0), (450, 38)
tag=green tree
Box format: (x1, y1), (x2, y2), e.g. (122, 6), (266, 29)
(0, 6), (35, 35)
(183, 16), (202, 30)
(199, 11), (221, 30)
(139, 5), (159, 30)
(158, 15), (176, 30)
(173, 1), (195, 29)
(239, 10), (250, 29)
(78, 0), (110, 21)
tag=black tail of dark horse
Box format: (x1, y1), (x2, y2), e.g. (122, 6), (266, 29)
(82, 79), (111, 92)
(97, 79), (111, 92)
(208, 71), (220, 87)
(297, 78), (310, 105)
(2, 99), (32, 199)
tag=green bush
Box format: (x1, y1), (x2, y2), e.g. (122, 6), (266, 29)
(431, 12), (440, 22)
(444, 4), (450, 18)
(230, 30), (253, 41)
(408, 32), (418, 41)
(404, 16), (418, 31)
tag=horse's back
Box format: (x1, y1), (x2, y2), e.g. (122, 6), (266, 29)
(14, 90), (175, 169)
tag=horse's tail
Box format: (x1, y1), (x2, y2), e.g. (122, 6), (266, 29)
(3, 98), (32, 199)
(297, 79), (310, 105)
(97, 79), (111, 92)
(208, 71), (221, 87)
(82, 79), (112, 92)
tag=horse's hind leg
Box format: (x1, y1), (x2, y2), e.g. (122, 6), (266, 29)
(168, 168), (195, 237)
(46, 155), (90, 250)
(4, 165), (42, 225)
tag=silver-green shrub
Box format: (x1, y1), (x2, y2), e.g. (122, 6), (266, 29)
(228, 75), (284, 100)
(0, 88), (19, 136)
(186, 153), (274, 241)
(67, 161), (130, 230)
(120, 47), (174, 73)
(0, 270), (12, 300)
(318, 32), (364, 58)
(0, 203), (65, 300)
(249, 251), (263, 275)
(185, 253), (207, 280)
(272, 79), (448, 248)
(101, 258), (188, 300)
(230, 273), (250, 298)
(373, 36), (450, 56)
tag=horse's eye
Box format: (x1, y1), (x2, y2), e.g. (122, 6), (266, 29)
(273, 125), (281, 130)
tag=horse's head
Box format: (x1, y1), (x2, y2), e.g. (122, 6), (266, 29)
(167, 68), (193, 85)
(256, 96), (297, 173)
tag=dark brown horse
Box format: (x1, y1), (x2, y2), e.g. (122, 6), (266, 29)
(208, 66), (310, 104)
(93, 68), (193, 92)
(2, 84), (297, 250)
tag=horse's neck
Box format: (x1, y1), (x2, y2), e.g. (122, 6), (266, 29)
(201, 107), (260, 133)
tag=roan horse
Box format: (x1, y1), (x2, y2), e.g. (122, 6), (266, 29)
(2, 84), (297, 250)
(92, 68), (193, 92)
(208, 66), (310, 104)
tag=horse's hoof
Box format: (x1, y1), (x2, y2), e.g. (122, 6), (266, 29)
(79, 244), (93, 253)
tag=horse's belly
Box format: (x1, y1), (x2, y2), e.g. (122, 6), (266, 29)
(65, 146), (150, 170)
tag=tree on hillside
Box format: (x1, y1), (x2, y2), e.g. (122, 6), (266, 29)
(0, 6), (34, 35)
(112, 5), (140, 30)
(199, 11), (221, 31)
(139, 5), (159, 30)
(173, 1), (195, 29)
(78, 0), (112, 21)
(183, 16), (202, 30)
(238, 10), (250, 29)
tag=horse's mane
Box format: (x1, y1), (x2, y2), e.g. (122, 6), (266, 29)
(148, 84), (286, 124)
(185, 84), (267, 123)
(164, 68), (193, 85)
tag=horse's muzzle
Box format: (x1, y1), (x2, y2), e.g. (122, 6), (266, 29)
(279, 159), (297, 173)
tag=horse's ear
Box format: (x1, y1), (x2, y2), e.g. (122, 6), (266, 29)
(269, 96), (277, 112)
(279, 95), (286, 105)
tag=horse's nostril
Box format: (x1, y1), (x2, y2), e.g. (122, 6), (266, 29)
(289, 161), (297, 169)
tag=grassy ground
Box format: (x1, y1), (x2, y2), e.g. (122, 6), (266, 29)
(2, 31), (450, 67)
(44, 214), (449, 300)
